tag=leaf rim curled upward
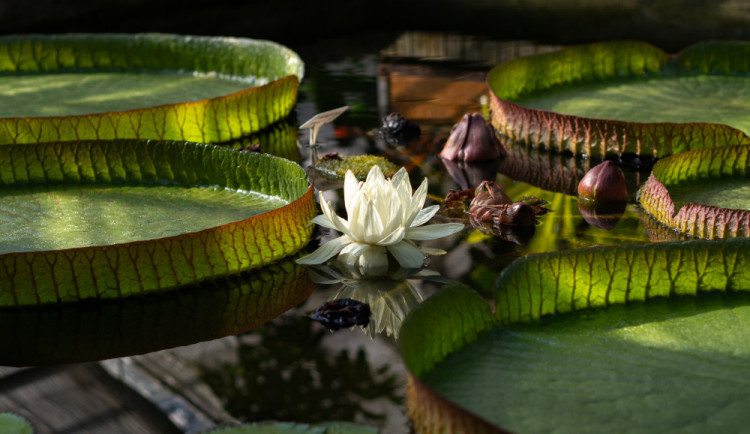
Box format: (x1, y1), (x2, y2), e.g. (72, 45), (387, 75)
(0, 33), (304, 144)
(487, 40), (750, 158)
(0, 140), (316, 306)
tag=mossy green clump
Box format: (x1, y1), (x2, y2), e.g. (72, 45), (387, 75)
(313, 155), (398, 180)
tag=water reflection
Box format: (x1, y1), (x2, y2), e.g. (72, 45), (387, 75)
(0, 258), (314, 366)
(310, 264), (441, 339)
(199, 312), (403, 426)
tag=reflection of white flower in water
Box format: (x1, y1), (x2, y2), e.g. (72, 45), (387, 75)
(335, 279), (422, 339)
(311, 265), (437, 339)
(297, 165), (464, 275)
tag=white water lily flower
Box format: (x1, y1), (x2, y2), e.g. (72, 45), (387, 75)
(297, 165), (464, 275)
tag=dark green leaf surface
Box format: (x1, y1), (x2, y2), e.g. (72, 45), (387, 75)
(425, 291), (750, 433)
(400, 284), (497, 379)
(401, 238), (750, 432)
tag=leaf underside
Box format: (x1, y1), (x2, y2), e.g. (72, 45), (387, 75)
(0, 140), (316, 306)
(0, 33), (304, 144)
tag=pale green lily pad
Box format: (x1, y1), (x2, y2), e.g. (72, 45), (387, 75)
(515, 75), (750, 135)
(488, 41), (750, 157)
(668, 179), (750, 210)
(0, 33), (304, 144)
(0, 184), (285, 254)
(0, 139), (316, 306)
(0, 72), (253, 117)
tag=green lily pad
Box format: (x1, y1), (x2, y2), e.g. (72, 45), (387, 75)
(488, 41), (750, 158)
(0, 413), (33, 434)
(0, 33), (304, 144)
(638, 145), (750, 238)
(0, 140), (315, 306)
(400, 237), (750, 433)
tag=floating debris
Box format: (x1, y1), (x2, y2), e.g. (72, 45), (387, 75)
(376, 113), (421, 145)
(309, 298), (371, 331)
(237, 143), (261, 153)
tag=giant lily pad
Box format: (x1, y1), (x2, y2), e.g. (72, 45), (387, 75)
(488, 41), (750, 158)
(0, 33), (303, 144)
(638, 144), (750, 238)
(401, 238), (750, 433)
(0, 140), (315, 306)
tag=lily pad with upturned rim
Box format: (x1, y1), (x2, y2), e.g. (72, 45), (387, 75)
(0, 139), (316, 307)
(488, 40), (750, 158)
(400, 237), (750, 433)
(0, 33), (304, 144)
(638, 144), (750, 239)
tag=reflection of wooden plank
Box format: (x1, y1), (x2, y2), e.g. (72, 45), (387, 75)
(0, 364), (179, 433)
(381, 65), (487, 124)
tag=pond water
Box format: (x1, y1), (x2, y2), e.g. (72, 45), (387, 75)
(0, 26), (744, 433)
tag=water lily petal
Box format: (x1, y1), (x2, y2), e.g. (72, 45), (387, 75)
(387, 241), (425, 269)
(405, 178), (429, 226)
(343, 170), (360, 216)
(377, 226), (406, 246)
(406, 222), (464, 240)
(319, 191), (355, 239)
(311, 214), (337, 230)
(390, 167), (409, 191)
(296, 235), (352, 265)
(366, 165), (385, 185)
(339, 243), (389, 277)
(359, 244), (389, 275)
(362, 200), (386, 244)
(410, 204), (439, 227)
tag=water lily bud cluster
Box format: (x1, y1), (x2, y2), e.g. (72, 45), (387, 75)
(440, 113), (507, 162)
(445, 181), (548, 228)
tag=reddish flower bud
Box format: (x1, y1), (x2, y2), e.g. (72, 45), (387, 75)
(440, 113), (506, 162)
(577, 160), (628, 203)
(469, 181), (512, 220)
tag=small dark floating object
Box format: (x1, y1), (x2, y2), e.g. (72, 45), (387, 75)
(238, 143), (261, 153)
(376, 113), (421, 145)
(309, 298), (371, 331)
(319, 151), (342, 160)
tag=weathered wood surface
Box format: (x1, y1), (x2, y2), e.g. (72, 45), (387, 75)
(0, 363), (181, 433)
